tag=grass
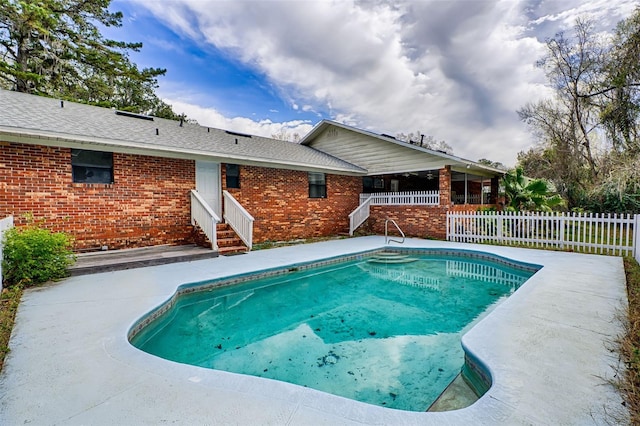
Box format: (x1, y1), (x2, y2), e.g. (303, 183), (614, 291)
(252, 235), (350, 250)
(0, 284), (23, 372)
(621, 256), (640, 424)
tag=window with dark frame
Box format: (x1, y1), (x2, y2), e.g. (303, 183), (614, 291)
(71, 149), (113, 184)
(363, 176), (374, 192)
(226, 164), (240, 188)
(308, 172), (327, 198)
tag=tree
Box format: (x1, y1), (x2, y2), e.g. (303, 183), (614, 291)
(518, 19), (603, 185)
(517, 10), (640, 211)
(502, 167), (565, 212)
(395, 131), (454, 154)
(0, 0), (176, 116)
(271, 128), (301, 143)
(477, 158), (506, 170)
(589, 10), (640, 154)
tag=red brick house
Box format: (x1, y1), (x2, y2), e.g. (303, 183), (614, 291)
(0, 90), (504, 254)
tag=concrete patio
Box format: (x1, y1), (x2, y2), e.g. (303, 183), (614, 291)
(0, 237), (629, 425)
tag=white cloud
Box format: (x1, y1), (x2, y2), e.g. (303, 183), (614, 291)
(531, 0), (638, 28)
(133, 0), (635, 166)
(166, 99), (314, 139)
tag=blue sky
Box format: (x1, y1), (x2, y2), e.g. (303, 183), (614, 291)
(107, 0), (638, 166)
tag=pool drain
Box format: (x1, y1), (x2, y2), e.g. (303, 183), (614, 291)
(317, 350), (340, 367)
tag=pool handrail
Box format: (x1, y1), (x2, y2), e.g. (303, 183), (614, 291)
(385, 218), (405, 245)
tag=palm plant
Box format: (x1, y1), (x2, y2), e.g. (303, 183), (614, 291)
(502, 167), (565, 212)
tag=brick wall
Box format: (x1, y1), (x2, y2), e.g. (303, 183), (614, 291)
(222, 164), (361, 242)
(366, 205), (449, 240)
(439, 166), (452, 208)
(0, 142), (195, 250)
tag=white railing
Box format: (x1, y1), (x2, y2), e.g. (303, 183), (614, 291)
(358, 263), (441, 290)
(190, 190), (221, 250)
(447, 211), (638, 257)
(0, 215), (14, 289)
(360, 190), (440, 206)
(223, 190), (254, 251)
(349, 196), (371, 236)
(446, 260), (526, 288)
(452, 194), (484, 205)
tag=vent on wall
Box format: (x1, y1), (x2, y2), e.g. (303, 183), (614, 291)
(115, 110), (154, 121)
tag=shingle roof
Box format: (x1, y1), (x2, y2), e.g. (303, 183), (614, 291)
(0, 90), (366, 175)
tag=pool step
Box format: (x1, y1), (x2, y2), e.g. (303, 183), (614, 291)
(367, 252), (418, 264)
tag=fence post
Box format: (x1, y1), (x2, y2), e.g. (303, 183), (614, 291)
(446, 211), (450, 240)
(559, 212), (565, 249)
(0, 215), (15, 292)
(635, 214), (640, 264)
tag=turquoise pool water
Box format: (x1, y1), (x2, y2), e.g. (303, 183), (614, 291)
(131, 250), (538, 411)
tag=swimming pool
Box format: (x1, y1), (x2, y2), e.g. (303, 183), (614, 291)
(130, 248), (539, 411)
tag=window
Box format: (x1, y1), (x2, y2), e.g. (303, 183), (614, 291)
(71, 149), (113, 183)
(226, 164), (240, 188)
(363, 176), (374, 193)
(308, 172), (326, 198)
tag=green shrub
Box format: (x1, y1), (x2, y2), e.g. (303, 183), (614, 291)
(2, 225), (75, 287)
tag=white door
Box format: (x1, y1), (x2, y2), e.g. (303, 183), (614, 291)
(195, 161), (221, 218)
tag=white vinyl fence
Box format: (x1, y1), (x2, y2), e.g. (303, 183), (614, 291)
(447, 211), (639, 261)
(360, 191), (440, 206)
(0, 215), (14, 289)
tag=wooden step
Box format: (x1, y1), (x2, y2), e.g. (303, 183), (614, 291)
(69, 244), (218, 276)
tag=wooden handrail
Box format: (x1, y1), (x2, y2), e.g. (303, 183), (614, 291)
(190, 190), (220, 250)
(348, 195), (372, 236)
(223, 190), (254, 251)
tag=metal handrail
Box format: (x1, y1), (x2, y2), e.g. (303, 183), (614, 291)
(385, 218), (405, 245)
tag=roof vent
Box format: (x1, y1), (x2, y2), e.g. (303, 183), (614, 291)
(60, 100), (64, 108)
(115, 110), (154, 121)
(225, 130), (252, 138)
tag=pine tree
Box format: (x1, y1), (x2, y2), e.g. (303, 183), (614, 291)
(0, 0), (179, 117)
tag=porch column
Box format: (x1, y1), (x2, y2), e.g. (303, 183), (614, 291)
(491, 177), (499, 204)
(439, 166), (452, 207)
(464, 173), (468, 204)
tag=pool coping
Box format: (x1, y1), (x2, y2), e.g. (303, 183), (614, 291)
(0, 236), (629, 425)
